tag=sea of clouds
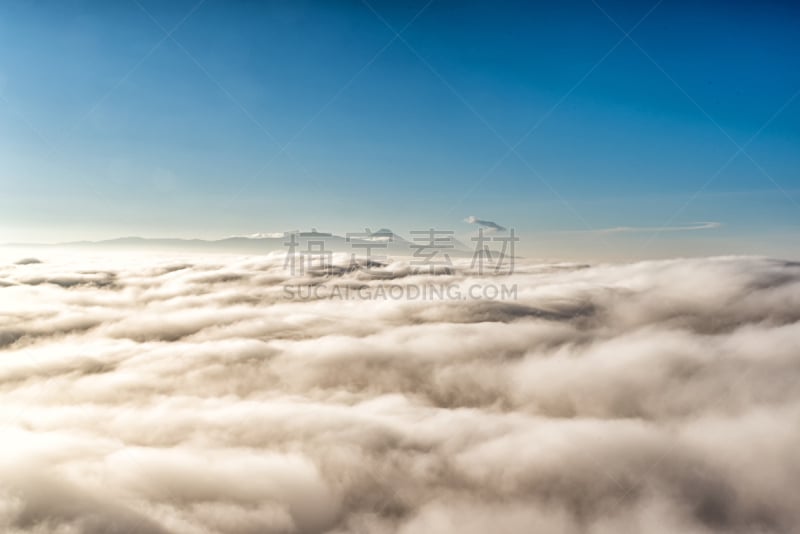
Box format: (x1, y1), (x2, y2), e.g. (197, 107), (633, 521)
(1, 251), (799, 534)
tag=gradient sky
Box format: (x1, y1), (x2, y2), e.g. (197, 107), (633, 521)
(1, 0), (799, 259)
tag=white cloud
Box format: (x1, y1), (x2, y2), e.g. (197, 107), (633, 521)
(0, 253), (799, 533)
(229, 233), (286, 239)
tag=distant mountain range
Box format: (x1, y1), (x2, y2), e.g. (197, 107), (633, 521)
(3, 229), (479, 257)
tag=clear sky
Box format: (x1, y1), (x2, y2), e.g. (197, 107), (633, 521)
(1, 0), (798, 259)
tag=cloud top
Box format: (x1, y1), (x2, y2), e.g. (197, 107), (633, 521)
(1, 253), (799, 533)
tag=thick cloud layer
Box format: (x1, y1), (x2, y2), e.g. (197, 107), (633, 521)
(1, 252), (799, 533)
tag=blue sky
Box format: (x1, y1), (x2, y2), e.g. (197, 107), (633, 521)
(1, 0), (798, 258)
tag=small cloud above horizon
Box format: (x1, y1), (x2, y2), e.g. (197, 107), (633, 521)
(464, 216), (506, 232)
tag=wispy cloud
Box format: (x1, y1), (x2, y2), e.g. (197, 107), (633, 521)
(583, 221), (722, 234)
